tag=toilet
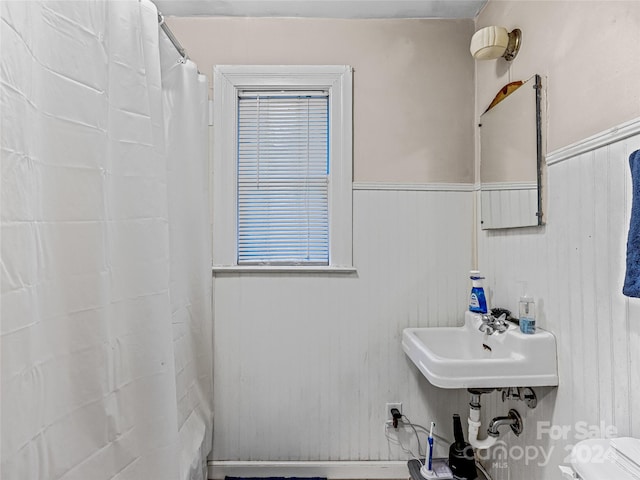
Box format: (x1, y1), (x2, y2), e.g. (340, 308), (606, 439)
(560, 437), (640, 479)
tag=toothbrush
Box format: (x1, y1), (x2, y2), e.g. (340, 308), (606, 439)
(427, 422), (435, 471)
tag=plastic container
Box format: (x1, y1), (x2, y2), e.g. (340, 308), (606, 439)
(519, 295), (536, 334)
(469, 270), (488, 314)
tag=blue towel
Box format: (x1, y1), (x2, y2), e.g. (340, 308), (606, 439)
(623, 149), (640, 297)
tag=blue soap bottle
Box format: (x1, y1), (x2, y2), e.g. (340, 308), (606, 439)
(469, 270), (488, 314)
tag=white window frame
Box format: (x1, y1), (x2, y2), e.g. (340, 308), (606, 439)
(212, 65), (354, 272)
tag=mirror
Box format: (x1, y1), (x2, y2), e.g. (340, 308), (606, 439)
(480, 74), (543, 229)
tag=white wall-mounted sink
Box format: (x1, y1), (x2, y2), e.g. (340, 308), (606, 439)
(402, 311), (559, 389)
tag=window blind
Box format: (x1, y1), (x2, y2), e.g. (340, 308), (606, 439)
(237, 92), (329, 265)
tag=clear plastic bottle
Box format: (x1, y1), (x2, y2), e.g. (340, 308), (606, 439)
(469, 270), (488, 314)
(519, 295), (536, 334)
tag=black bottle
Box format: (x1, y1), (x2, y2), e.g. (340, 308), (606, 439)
(448, 414), (477, 480)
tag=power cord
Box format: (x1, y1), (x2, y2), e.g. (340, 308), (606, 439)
(384, 425), (422, 462)
(402, 414), (424, 458)
(384, 421), (421, 460)
(474, 454), (494, 480)
(402, 418), (452, 446)
(391, 408), (403, 428)
(385, 412), (422, 460)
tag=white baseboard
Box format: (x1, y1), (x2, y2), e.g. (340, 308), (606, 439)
(208, 461), (409, 479)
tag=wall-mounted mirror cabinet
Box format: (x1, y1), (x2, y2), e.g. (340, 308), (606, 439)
(480, 74), (543, 230)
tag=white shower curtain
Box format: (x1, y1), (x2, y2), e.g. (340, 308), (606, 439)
(0, 1), (213, 479)
(159, 16), (213, 480)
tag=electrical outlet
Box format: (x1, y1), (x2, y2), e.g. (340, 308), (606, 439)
(386, 402), (402, 421)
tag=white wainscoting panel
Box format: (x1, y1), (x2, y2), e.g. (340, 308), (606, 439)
(477, 128), (640, 480)
(211, 188), (474, 464)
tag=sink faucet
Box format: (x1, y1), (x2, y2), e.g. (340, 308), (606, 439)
(479, 313), (509, 335)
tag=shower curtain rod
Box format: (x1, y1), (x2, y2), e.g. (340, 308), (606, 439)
(157, 12), (188, 59)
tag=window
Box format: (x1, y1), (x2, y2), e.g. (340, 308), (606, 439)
(237, 92), (329, 265)
(212, 66), (353, 271)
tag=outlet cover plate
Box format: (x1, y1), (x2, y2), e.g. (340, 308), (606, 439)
(386, 402), (402, 420)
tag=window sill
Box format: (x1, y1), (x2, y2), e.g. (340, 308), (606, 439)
(212, 265), (357, 274)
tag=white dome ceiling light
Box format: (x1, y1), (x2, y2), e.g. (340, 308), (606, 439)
(470, 26), (521, 61)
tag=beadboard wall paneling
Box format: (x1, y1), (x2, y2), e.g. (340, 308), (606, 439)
(212, 189), (474, 462)
(477, 130), (640, 480)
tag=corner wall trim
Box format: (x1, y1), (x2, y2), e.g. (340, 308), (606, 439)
(352, 182), (474, 192)
(546, 116), (640, 166)
(208, 460), (408, 479)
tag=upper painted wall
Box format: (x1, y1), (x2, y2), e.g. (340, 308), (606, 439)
(165, 17), (475, 183)
(475, 1), (640, 154)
